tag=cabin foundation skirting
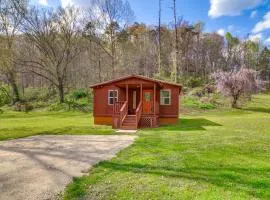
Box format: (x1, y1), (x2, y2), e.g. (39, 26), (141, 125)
(94, 116), (112, 125)
(159, 117), (178, 125)
(94, 117), (179, 126)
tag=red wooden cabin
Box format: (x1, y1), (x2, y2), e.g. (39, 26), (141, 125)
(90, 75), (182, 130)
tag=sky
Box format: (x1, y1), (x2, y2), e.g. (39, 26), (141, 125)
(31, 0), (270, 46)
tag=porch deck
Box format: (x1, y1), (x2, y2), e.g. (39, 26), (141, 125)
(112, 83), (159, 129)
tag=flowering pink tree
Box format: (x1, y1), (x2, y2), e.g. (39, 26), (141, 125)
(212, 68), (264, 108)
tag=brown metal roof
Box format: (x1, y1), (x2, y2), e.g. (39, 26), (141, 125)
(90, 74), (182, 88)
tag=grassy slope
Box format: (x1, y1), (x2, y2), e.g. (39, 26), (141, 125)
(0, 111), (114, 141)
(63, 94), (270, 200)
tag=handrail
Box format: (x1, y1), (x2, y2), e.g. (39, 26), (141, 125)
(135, 101), (142, 128)
(120, 101), (127, 112)
(113, 101), (125, 116)
(119, 101), (128, 127)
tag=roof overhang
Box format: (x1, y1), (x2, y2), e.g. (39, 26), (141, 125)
(90, 74), (182, 89)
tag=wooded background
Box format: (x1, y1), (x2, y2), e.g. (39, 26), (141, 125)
(0, 0), (269, 104)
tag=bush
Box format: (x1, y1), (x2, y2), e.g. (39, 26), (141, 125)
(49, 100), (90, 113)
(188, 87), (205, 97)
(22, 87), (57, 102)
(183, 95), (217, 110)
(31, 101), (51, 109)
(71, 89), (87, 99)
(185, 77), (205, 88)
(199, 103), (216, 110)
(13, 102), (34, 112)
(63, 89), (92, 112)
(65, 98), (90, 112)
(0, 85), (11, 106)
(48, 103), (68, 111)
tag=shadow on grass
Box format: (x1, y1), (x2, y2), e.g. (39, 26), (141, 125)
(0, 126), (115, 141)
(39, 127), (114, 135)
(243, 107), (270, 114)
(95, 161), (270, 199)
(153, 118), (222, 131)
(0, 112), (90, 119)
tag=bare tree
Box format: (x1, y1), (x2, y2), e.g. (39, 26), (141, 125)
(20, 6), (86, 103)
(0, 0), (27, 103)
(89, 0), (134, 78)
(212, 68), (264, 108)
(224, 32), (241, 70)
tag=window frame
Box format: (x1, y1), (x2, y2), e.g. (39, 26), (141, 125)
(108, 90), (118, 105)
(160, 89), (171, 105)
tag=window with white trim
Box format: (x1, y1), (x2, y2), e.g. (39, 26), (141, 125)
(160, 89), (171, 105)
(108, 90), (118, 105)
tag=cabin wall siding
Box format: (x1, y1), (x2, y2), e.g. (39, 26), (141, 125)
(93, 86), (125, 117)
(158, 85), (180, 118)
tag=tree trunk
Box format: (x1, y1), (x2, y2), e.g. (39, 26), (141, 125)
(158, 0), (162, 75)
(111, 43), (116, 78)
(10, 80), (20, 104)
(173, 0), (179, 83)
(7, 72), (20, 104)
(110, 26), (116, 78)
(232, 97), (238, 108)
(58, 83), (64, 103)
(98, 59), (102, 82)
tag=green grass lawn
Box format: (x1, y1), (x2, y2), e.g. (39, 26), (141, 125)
(0, 111), (114, 141)
(1, 95), (270, 199)
(63, 94), (270, 200)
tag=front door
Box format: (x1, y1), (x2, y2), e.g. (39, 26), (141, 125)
(143, 90), (153, 114)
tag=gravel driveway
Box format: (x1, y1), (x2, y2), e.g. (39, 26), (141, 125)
(0, 135), (137, 200)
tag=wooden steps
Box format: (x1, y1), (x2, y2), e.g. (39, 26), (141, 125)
(121, 115), (137, 130)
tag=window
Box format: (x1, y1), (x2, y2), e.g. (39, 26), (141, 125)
(108, 90), (118, 105)
(160, 89), (171, 105)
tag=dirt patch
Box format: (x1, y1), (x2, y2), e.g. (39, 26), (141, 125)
(0, 135), (136, 200)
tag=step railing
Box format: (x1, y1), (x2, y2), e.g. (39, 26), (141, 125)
(113, 101), (125, 116)
(135, 101), (142, 129)
(119, 101), (128, 128)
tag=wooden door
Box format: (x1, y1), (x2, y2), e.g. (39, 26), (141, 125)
(143, 90), (153, 114)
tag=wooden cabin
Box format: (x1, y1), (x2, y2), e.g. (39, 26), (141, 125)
(90, 75), (182, 130)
